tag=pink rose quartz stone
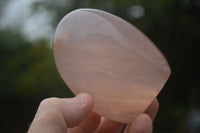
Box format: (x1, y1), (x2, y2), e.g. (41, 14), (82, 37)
(53, 9), (171, 123)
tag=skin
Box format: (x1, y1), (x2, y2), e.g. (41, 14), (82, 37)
(28, 93), (159, 133)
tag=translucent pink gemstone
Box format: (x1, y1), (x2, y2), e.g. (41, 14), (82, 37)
(53, 9), (171, 123)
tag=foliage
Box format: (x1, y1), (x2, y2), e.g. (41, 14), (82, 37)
(0, 29), (73, 98)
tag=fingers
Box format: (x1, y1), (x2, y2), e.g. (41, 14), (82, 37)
(95, 118), (124, 133)
(124, 114), (153, 133)
(68, 112), (101, 133)
(144, 98), (159, 121)
(59, 93), (93, 127)
(123, 98), (159, 133)
(28, 93), (93, 133)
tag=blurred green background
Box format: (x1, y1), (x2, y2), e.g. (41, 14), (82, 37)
(0, 0), (200, 132)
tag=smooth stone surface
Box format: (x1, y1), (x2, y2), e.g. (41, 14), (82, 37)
(53, 9), (171, 123)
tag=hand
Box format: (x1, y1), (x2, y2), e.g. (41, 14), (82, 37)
(28, 93), (159, 133)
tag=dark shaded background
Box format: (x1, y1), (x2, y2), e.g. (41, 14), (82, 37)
(0, 0), (200, 132)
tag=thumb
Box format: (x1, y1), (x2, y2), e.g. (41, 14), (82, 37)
(28, 93), (93, 133)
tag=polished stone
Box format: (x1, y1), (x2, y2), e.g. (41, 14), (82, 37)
(53, 9), (171, 123)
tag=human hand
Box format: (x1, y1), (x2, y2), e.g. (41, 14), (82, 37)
(28, 93), (158, 133)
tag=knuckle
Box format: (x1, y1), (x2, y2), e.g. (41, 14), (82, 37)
(39, 97), (59, 107)
(34, 97), (62, 124)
